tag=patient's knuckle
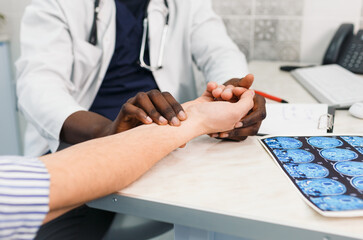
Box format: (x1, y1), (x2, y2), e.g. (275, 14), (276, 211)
(231, 112), (240, 120)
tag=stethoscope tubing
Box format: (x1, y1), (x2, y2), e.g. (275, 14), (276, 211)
(89, 0), (169, 71)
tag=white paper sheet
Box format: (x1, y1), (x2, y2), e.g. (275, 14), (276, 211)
(259, 104), (329, 135)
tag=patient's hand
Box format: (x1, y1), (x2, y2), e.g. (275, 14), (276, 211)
(215, 74), (266, 140)
(185, 82), (248, 107)
(184, 85), (255, 134)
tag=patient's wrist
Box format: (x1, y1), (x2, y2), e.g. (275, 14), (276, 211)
(183, 106), (208, 136)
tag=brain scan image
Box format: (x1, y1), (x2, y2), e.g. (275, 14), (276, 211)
(273, 149), (314, 163)
(284, 163), (329, 178)
(351, 176), (363, 191)
(265, 137), (302, 149)
(334, 161), (363, 176)
(342, 136), (363, 147)
(296, 178), (346, 196)
(307, 137), (343, 148)
(311, 195), (363, 211)
(320, 148), (358, 162)
(356, 147), (363, 155)
(262, 135), (363, 213)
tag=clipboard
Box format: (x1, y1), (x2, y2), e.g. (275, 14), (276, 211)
(258, 104), (335, 135)
(318, 106), (335, 133)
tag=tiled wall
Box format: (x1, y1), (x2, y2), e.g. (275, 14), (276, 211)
(213, 0), (363, 63)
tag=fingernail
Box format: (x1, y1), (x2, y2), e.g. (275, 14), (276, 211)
(234, 122), (243, 128)
(146, 116), (152, 123)
(220, 133), (229, 138)
(178, 111), (186, 120)
(171, 117), (180, 126)
(159, 116), (167, 124)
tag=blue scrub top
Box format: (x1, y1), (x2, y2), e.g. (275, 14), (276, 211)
(89, 0), (159, 121)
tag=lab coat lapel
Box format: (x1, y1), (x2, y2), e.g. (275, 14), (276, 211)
(97, 0), (116, 83)
(148, 0), (168, 69)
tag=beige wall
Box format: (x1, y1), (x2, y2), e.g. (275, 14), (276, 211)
(0, 0), (31, 65)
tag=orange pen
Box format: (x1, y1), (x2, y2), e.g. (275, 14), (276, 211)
(254, 90), (288, 103)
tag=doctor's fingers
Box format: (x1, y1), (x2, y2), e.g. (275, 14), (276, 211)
(148, 90), (185, 126)
(160, 92), (187, 121)
(120, 103), (152, 125)
(220, 122), (262, 140)
(224, 74), (254, 89)
(129, 91), (169, 125)
(239, 94), (266, 128)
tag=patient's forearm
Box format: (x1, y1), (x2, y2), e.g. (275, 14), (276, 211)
(40, 88), (254, 222)
(40, 116), (202, 215)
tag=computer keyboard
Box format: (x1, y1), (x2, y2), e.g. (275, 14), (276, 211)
(291, 64), (363, 108)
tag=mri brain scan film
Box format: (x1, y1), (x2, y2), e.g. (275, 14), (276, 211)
(261, 135), (363, 215)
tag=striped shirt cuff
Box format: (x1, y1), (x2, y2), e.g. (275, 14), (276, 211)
(0, 156), (50, 240)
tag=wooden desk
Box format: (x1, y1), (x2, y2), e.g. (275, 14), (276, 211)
(88, 61), (363, 240)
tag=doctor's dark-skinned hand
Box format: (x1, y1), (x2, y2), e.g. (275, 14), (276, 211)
(60, 90), (186, 145)
(110, 90), (186, 133)
(211, 74), (266, 141)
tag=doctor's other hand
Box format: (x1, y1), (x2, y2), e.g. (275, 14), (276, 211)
(110, 90), (187, 133)
(215, 74), (266, 141)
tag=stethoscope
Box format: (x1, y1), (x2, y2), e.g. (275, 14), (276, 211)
(89, 0), (169, 71)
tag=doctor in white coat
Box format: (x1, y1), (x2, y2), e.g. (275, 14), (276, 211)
(16, 0), (266, 239)
(17, 0), (266, 157)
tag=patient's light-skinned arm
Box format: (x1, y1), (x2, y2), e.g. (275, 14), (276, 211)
(40, 87), (254, 223)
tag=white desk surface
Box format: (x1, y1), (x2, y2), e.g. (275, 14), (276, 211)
(89, 61), (363, 240)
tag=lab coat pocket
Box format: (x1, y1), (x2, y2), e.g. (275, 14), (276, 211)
(72, 38), (103, 90)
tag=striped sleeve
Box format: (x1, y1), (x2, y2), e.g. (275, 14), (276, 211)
(0, 156), (50, 240)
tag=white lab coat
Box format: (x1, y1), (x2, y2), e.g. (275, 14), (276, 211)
(16, 0), (248, 156)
